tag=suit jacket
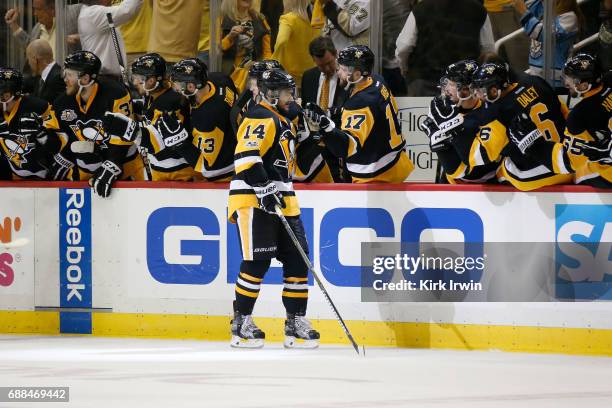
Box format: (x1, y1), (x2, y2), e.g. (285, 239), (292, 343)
(301, 66), (347, 110)
(35, 63), (66, 103)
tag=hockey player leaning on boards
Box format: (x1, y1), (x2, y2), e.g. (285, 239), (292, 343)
(155, 58), (237, 182)
(0, 67), (57, 180)
(43, 51), (145, 197)
(467, 62), (574, 191)
(560, 53), (612, 188)
(125, 53), (194, 181)
(303, 45), (414, 183)
(228, 68), (320, 349)
(421, 60), (501, 184)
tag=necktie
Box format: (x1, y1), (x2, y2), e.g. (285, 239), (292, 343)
(319, 76), (330, 112)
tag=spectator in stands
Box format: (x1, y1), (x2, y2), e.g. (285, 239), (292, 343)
(26, 39), (65, 102)
(78, 0), (143, 81)
(600, 0), (612, 83)
(220, 0), (273, 92)
(4, 0), (82, 58)
(514, 0), (582, 89)
(301, 36), (348, 182)
(260, 0), (284, 47)
(484, 0), (529, 72)
(197, 1), (211, 65)
(120, 0), (152, 68)
(271, 0), (320, 87)
(382, 0), (414, 96)
(395, 0), (494, 96)
(319, 0), (370, 51)
(148, 0), (202, 67)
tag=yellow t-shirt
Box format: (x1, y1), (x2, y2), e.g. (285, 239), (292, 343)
(120, 0), (153, 54)
(484, 0), (514, 13)
(147, 0), (202, 62)
(271, 12), (320, 87)
(198, 1), (210, 52)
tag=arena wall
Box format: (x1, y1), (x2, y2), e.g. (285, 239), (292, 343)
(1, 181), (611, 356)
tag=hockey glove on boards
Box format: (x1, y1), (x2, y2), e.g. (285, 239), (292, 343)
(49, 153), (74, 180)
(508, 112), (543, 155)
(91, 160), (122, 198)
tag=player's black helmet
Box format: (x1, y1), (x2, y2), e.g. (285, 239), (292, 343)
(258, 69), (296, 106)
(444, 60), (479, 87)
(471, 63), (509, 90)
(248, 60), (284, 80)
(0, 68), (23, 95)
(337, 45), (375, 76)
(563, 53), (601, 85)
(64, 51), (101, 79)
(171, 58), (208, 89)
(132, 53), (166, 79)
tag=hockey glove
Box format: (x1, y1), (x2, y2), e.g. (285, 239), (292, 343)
(91, 160), (122, 198)
(582, 139), (612, 164)
(508, 112), (543, 155)
(253, 181), (285, 214)
(19, 113), (46, 143)
(429, 96), (464, 134)
(103, 111), (139, 143)
(304, 102), (335, 133)
(156, 112), (189, 149)
(49, 153), (74, 180)
(420, 116), (453, 152)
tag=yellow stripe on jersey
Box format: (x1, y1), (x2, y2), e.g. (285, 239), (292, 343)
(340, 106), (374, 157)
(284, 276), (308, 283)
(446, 162), (468, 184)
(351, 150), (413, 183)
(44, 109), (61, 131)
(281, 291), (309, 298)
(477, 119), (508, 162)
(498, 162), (573, 191)
(229, 194), (300, 223)
(557, 96), (570, 120)
(575, 161), (612, 185)
(235, 117), (277, 171)
(192, 127), (224, 172)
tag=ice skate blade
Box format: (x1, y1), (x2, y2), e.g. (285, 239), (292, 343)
(284, 336), (319, 349)
(230, 336), (264, 349)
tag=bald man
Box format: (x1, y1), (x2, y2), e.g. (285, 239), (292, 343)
(26, 39), (65, 102)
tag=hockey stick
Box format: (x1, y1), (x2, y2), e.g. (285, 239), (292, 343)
(274, 206), (361, 355)
(106, 13), (152, 181)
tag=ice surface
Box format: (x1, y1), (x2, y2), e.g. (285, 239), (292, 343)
(1, 335), (612, 408)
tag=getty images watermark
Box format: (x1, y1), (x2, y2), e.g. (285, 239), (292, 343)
(370, 252), (485, 292)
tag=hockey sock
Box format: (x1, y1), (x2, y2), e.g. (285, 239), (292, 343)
(234, 260), (270, 315)
(281, 258), (309, 314)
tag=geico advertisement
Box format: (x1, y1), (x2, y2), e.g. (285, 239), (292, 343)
(0, 189), (34, 304)
(92, 188), (612, 303)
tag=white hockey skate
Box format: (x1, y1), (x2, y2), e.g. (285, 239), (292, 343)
(284, 313), (320, 349)
(230, 307), (265, 349)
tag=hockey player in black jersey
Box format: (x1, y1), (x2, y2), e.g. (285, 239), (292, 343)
(149, 58), (237, 181)
(127, 53), (194, 181)
(469, 63), (573, 190)
(561, 53), (612, 187)
(304, 45), (413, 183)
(421, 60), (501, 184)
(0, 67), (56, 180)
(44, 51), (143, 196)
(228, 69), (320, 349)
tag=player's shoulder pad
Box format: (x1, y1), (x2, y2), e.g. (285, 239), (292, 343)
(20, 95), (51, 115)
(97, 78), (130, 99)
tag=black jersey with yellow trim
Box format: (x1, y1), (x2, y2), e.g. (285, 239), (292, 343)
(44, 78), (132, 180)
(147, 80), (237, 181)
(139, 87), (191, 175)
(0, 95), (53, 179)
(228, 101), (299, 222)
(562, 85), (612, 186)
(439, 101), (501, 184)
(471, 77), (573, 190)
(325, 76), (413, 182)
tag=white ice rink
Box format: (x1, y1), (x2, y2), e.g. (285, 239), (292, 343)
(1, 335), (612, 408)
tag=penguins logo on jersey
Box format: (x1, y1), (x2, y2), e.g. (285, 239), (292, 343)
(69, 119), (108, 147)
(275, 129), (295, 174)
(3, 133), (35, 166)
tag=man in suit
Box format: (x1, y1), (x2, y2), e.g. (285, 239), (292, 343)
(26, 39), (65, 102)
(301, 36), (348, 182)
